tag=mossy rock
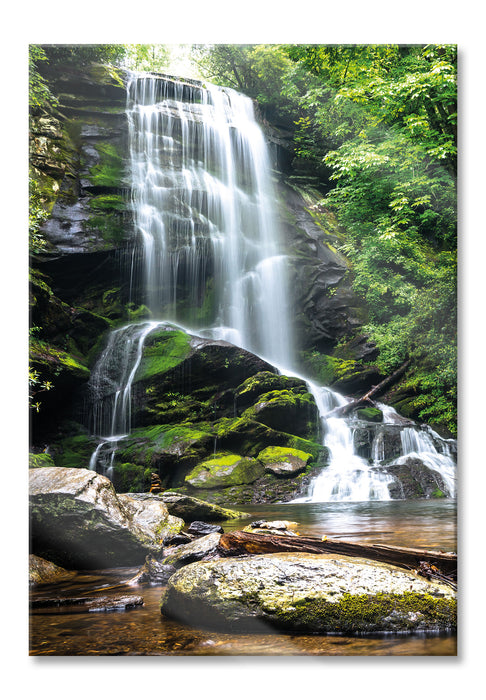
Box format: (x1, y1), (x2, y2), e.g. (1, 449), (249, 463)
(30, 339), (90, 380)
(215, 415), (325, 462)
(257, 445), (313, 477)
(355, 406), (383, 423)
(134, 328), (192, 383)
(184, 453), (265, 489)
(242, 389), (318, 439)
(88, 141), (125, 188)
(29, 453), (57, 469)
(116, 423), (214, 475)
(160, 553), (456, 634)
(234, 371), (309, 411)
(50, 433), (99, 470)
(111, 463), (151, 493)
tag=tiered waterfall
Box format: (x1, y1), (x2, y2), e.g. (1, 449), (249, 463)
(88, 72), (456, 501)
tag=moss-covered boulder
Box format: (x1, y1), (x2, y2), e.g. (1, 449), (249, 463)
(156, 493), (249, 521)
(257, 446), (312, 477)
(184, 453), (265, 490)
(111, 462), (151, 493)
(242, 389), (319, 439)
(355, 406), (383, 423)
(160, 552), (456, 634)
(234, 371), (309, 412)
(385, 458), (451, 499)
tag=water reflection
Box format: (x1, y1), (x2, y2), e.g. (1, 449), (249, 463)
(221, 500), (457, 551)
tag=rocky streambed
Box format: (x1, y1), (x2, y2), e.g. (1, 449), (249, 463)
(29, 467), (456, 641)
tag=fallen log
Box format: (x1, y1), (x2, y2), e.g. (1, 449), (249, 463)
(218, 530), (457, 583)
(326, 359), (411, 419)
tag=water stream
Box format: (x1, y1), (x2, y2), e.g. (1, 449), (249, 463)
(88, 72), (456, 502)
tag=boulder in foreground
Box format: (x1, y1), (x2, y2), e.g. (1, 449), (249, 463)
(160, 552), (456, 635)
(29, 467), (184, 569)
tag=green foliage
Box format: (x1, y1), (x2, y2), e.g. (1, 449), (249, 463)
(124, 44), (170, 72)
(29, 178), (50, 253)
(277, 44), (457, 433)
(29, 45), (59, 112)
(40, 44), (127, 67)
(192, 44), (296, 121)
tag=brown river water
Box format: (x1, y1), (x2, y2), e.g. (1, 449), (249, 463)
(29, 500), (457, 656)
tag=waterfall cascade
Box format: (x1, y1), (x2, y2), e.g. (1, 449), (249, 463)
(88, 72), (456, 501)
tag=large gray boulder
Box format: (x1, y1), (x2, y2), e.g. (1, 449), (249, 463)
(160, 552), (456, 635)
(29, 467), (184, 569)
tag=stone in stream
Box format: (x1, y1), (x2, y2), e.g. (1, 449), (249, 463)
(187, 521), (224, 537)
(29, 467), (184, 569)
(29, 554), (75, 586)
(128, 554), (177, 585)
(31, 594), (144, 613)
(161, 532), (222, 570)
(242, 520), (299, 536)
(129, 492), (249, 522)
(160, 553), (456, 635)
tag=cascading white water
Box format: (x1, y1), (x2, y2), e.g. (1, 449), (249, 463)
(87, 71), (456, 501)
(294, 383), (395, 502)
(88, 321), (162, 475)
(126, 73), (293, 368)
(397, 426), (457, 498)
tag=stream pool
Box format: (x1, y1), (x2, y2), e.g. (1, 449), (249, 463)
(29, 500), (457, 656)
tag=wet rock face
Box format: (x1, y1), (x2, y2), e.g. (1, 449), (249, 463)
(160, 552), (456, 635)
(29, 467), (184, 569)
(37, 64), (132, 256)
(385, 458), (450, 499)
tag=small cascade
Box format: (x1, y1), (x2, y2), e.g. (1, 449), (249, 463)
(297, 383), (394, 502)
(88, 321), (162, 475)
(396, 426), (457, 498)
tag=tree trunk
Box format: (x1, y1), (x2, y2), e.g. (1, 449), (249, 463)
(218, 530), (457, 583)
(326, 359), (410, 419)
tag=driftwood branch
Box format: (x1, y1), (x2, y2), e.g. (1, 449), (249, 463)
(218, 530), (456, 584)
(326, 359), (411, 419)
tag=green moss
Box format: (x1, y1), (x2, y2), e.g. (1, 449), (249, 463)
(257, 445), (313, 465)
(356, 407), (383, 423)
(51, 434), (97, 470)
(299, 350), (359, 386)
(29, 452), (56, 469)
(430, 488), (446, 498)
(117, 423), (213, 467)
(185, 453), (265, 489)
(278, 591), (456, 634)
(30, 339), (90, 378)
(111, 462), (150, 493)
(88, 142), (124, 188)
(89, 193), (126, 212)
(135, 329), (191, 381)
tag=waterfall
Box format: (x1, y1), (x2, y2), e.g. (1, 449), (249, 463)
(88, 321), (162, 475)
(397, 426), (457, 498)
(293, 384), (395, 502)
(126, 73), (293, 368)
(87, 71), (456, 502)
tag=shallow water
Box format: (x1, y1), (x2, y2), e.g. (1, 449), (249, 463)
(29, 500), (457, 656)
(219, 500), (457, 551)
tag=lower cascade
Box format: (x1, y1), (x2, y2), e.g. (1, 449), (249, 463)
(87, 72), (456, 502)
